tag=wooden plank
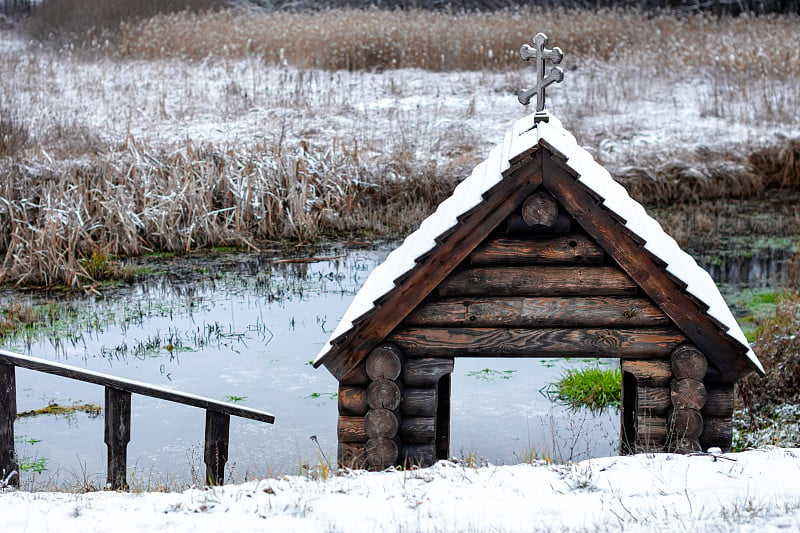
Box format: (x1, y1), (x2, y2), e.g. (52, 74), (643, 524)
(506, 212), (571, 234)
(436, 373), (451, 460)
(338, 386), (368, 416)
(401, 358), (454, 387)
(401, 443), (436, 467)
(340, 361), (369, 387)
(390, 327), (687, 358)
(318, 156), (544, 381)
(204, 410), (230, 486)
(699, 416), (733, 451)
(405, 297), (670, 328)
(622, 360), (672, 387)
(338, 442), (367, 469)
(470, 235), (604, 266)
(0, 362), (18, 487)
(541, 153), (756, 381)
(104, 387), (131, 490)
(0, 349), (274, 424)
(702, 387), (734, 418)
(438, 266), (637, 297)
(399, 417), (436, 444)
(338, 415), (367, 443)
(636, 415), (667, 445)
(401, 387), (437, 417)
(636, 386), (671, 416)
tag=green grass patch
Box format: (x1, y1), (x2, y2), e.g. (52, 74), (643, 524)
(552, 366), (621, 413)
(16, 401), (102, 419)
(467, 368), (516, 381)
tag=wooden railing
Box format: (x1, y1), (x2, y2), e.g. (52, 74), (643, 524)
(0, 349), (274, 489)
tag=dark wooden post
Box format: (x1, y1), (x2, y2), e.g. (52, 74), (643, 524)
(0, 362), (18, 487)
(204, 410), (230, 485)
(104, 386), (131, 490)
(668, 344), (708, 453)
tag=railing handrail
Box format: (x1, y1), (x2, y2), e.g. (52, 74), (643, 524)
(0, 349), (274, 424)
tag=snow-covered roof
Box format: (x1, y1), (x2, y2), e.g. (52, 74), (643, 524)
(315, 112), (762, 374)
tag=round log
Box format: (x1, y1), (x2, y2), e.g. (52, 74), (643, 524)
(399, 416), (436, 444)
(364, 408), (399, 439)
(700, 417), (733, 450)
(670, 378), (707, 411)
(401, 443), (436, 468)
(367, 379), (402, 410)
(366, 437), (399, 470)
(401, 387), (437, 417)
(671, 344), (708, 381)
(366, 343), (404, 381)
(338, 386), (368, 416)
(521, 191), (559, 227)
(337, 442), (366, 469)
(337, 415), (367, 443)
(702, 387), (734, 418)
(668, 437), (702, 454)
(668, 408), (703, 440)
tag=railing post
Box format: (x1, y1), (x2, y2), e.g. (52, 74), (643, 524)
(104, 387), (131, 490)
(204, 410), (230, 486)
(0, 362), (18, 487)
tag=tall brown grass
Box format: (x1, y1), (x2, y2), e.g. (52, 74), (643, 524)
(106, 8), (800, 75)
(0, 105), (27, 157)
(0, 139), (454, 287)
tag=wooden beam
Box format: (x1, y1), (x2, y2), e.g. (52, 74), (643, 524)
(401, 387), (437, 417)
(405, 297), (670, 328)
(470, 234), (604, 266)
(0, 350), (274, 424)
(702, 387), (734, 418)
(0, 362), (17, 487)
(390, 327), (687, 358)
(338, 386), (368, 416)
(541, 153), (755, 381)
(338, 415), (367, 443)
(401, 358), (454, 387)
(104, 387), (131, 490)
(438, 266), (638, 297)
(204, 410), (230, 486)
(319, 155), (544, 381)
(621, 360), (672, 387)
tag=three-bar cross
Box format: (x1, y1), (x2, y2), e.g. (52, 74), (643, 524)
(518, 33), (564, 113)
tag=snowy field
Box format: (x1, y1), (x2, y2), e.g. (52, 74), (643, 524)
(3, 448), (800, 532)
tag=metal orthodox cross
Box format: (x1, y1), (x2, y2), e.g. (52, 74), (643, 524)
(518, 33), (564, 113)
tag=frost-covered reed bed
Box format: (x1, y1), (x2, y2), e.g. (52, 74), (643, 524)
(1, 8), (799, 286)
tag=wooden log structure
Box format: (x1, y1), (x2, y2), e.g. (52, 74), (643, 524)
(401, 388), (437, 417)
(470, 235), (604, 266)
(636, 415), (668, 446)
(667, 344), (708, 452)
(204, 410), (231, 486)
(505, 212), (571, 234)
(400, 417), (436, 443)
(405, 297), (670, 328)
(366, 344), (404, 381)
(521, 191), (559, 228)
(367, 380), (402, 411)
(438, 266), (638, 297)
(365, 408), (400, 439)
(338, 442), (367, 469)
(401, 358), (454, 387)
(104, 387), (132, 490)
(365, 437), (399, 470)
(636, 386), (671, 417)
(699, 417), (733, 451)
(390, 327), (686, 359)
(337, 416), (367, 443)
(0, 362), (18, 487)
(702, 387), (734, 418)
(338, 386), (368, 416)
(622, 359), (672, 387)
(401, 443), (436, 467)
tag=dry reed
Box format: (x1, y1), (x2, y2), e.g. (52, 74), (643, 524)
(0, 139), (454, 287)
(105, 8), (800, 75)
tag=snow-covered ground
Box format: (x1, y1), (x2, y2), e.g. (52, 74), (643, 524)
(2, 28), (798, 175)
(3, 448), (800, 532)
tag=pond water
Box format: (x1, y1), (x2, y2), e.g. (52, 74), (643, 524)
(1, 242), (794, 488)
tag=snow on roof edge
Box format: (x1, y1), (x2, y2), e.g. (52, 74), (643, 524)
(316, 112), (763, 376)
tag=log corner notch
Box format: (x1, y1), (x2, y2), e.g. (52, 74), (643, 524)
(336, 343), (454, 471)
